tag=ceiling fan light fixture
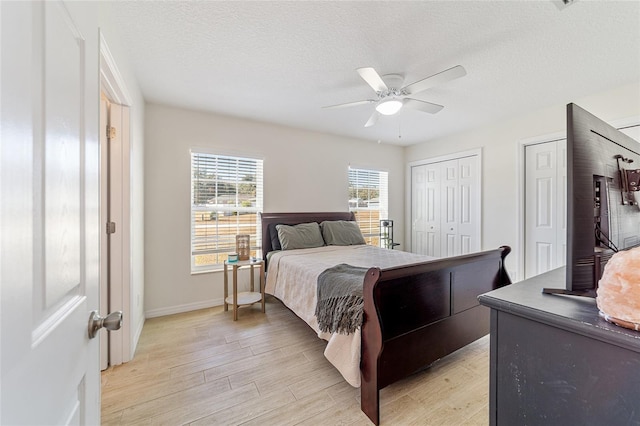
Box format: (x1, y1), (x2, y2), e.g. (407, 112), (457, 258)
(376, 99), (403, 115)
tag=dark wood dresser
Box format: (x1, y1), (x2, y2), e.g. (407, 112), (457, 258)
(478, 267), (640, 426)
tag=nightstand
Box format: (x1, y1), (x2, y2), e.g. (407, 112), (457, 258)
(223, 259), (265, 320)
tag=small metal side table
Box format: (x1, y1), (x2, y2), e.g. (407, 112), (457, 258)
(223, 259), (265, 321)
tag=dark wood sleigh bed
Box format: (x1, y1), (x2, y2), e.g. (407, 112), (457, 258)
(261, 212), (511, 425)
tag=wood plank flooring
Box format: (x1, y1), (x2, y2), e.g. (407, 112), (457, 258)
(102, 296), (490, 425)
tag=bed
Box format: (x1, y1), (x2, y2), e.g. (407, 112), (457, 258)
(261, 212), (511, 425)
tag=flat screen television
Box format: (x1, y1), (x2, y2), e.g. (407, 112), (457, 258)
(543, 103), (640, 297)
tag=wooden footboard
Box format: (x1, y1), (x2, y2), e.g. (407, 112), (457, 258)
(360, 246), (512, 425)
(259, 213), (511, 425)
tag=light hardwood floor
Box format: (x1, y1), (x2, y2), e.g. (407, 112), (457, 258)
(102, 296), (490, 425)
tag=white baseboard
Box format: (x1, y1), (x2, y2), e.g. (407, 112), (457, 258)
(145, 298), (224, 319)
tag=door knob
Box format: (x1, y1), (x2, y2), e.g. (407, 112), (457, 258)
(88, 310), (123, 339)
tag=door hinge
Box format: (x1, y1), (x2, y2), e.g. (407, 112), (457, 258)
(106, 222), (116, 234)
(106, 126), (116, 140)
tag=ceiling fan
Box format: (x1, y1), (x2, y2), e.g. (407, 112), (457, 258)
(323, 65), (466, 127)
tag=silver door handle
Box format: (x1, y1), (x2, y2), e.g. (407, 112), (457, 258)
(88, 310), (123, 339)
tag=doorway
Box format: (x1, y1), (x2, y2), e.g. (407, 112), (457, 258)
(100, 34), (133, 369)
(521, 121), (640, 280)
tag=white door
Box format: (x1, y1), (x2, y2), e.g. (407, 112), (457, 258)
(100, 99), (130, 370)
(108, 103), (126, 367)
(441, 160), (459, 257)
(523, 125), (640, 280)
(411, 163), (441, 256)
(1, 1), (101, 423)
(458, 156), (480, 255)
(410, 153), (481, 258)
(524, 140), (567, 279)
(100, 99), (110, 370)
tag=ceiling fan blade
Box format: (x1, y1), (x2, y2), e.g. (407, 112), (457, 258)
(402, 65), (466, 95)
(322, 99), (376, 109)
(364, 111), (379, 127)
(357, 67), (389, 93)
(403, 98), (444, 114)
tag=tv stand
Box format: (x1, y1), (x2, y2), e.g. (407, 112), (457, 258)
(479, 267), (640, 425)
(541, 287), (596, 297)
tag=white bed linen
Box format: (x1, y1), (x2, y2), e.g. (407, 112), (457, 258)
(265, 245), (436, 387)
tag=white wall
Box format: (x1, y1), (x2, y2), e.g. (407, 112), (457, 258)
(95, 3), (146, 357)
(144, 104), (405, 316)
(405, 83), (640, 281)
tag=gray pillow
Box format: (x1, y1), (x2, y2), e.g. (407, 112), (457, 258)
(320, 220), (366, 246)
(276, 222), (325, 250)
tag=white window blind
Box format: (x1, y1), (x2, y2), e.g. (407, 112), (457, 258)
(348, 167), (389, 246)
(191, 152), (263, 272)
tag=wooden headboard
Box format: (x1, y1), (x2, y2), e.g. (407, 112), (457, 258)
(260, 211), (356, 262)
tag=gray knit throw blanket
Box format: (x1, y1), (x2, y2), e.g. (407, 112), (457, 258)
(315, 263), (368, 335)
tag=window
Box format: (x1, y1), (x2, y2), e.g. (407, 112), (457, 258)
(191, 152), (263, 272)
(348, 167), (388, 246)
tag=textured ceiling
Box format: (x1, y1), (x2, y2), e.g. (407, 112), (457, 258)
(108, 1), (640, 146)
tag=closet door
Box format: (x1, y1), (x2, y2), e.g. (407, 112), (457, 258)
(458, 156), (480, 254)
(441, 160), (459, 257)
(411, 163), (441, 256)
(411, 153), (480, 258)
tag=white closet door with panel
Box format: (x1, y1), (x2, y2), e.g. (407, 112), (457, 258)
(458, 156), (480, 255)
(441, 160), (459, 257)
(411, 154), (480, 258)
(411, 162), (442, 256)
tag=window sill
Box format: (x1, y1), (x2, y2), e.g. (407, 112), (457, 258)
(191, 267), (224, 275)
